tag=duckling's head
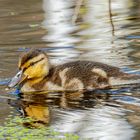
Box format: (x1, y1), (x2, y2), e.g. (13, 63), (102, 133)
(9, 49), (50, 88)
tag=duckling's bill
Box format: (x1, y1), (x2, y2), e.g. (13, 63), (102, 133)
(8, 70), (26, 88)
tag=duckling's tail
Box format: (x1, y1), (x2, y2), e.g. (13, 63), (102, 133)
(120, 73), (140, 80)
(109, 72), (140, 86)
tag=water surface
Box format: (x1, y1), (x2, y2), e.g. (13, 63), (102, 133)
(0, 0), (140, 139)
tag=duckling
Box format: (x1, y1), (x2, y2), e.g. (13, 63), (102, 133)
(8, 49), (140, 92)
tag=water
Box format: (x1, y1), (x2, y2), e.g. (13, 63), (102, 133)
(0, 0), (140, 139)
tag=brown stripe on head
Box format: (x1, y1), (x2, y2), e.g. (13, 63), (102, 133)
(19, 49), (47, 68)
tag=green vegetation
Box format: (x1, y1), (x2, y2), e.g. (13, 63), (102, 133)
(0, 116), (79, 140)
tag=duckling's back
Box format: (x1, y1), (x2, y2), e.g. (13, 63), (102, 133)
(46, 61), (139, 90)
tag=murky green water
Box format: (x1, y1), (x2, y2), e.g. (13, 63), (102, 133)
(0, 0), (140, 139)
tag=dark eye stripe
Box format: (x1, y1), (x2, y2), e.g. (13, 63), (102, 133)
(30, 57), (44, 66)
(23, 57), (44, 72)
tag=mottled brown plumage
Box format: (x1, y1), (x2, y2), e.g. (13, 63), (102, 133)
(9, 49), (140, 92)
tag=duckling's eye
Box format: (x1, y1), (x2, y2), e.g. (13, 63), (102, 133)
(23, 57), (45, 72)
(22, 62), (35, 72)
(30, 62), (35, 66)
(30, 57), (44, 67)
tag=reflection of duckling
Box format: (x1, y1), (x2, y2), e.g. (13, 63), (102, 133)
(8, 96), (50, 128)
(9, 49), (140, 92)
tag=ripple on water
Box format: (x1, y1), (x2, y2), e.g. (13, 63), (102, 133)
(0, 0), (139, 139)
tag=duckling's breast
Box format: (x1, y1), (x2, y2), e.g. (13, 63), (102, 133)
(20, 82), (36, 92)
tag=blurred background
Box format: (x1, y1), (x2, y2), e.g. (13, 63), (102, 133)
(0, 0), (139, 139)
(0, 0), (139, 78)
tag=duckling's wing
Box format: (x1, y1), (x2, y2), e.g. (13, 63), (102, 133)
(58, 61), (140, 86)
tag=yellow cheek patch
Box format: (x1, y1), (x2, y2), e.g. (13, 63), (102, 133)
(24, 62), (46, 78)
